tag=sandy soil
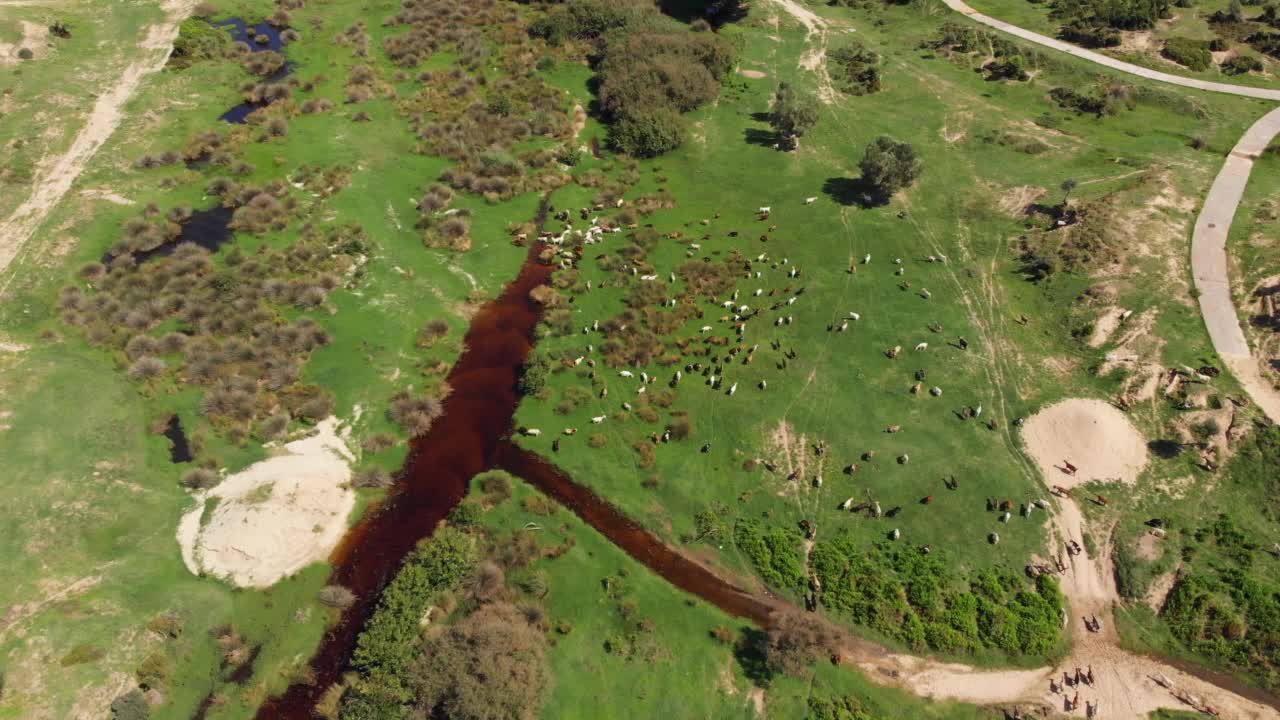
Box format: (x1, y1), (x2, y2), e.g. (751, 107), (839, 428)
(1021, 398), (1148, 488)
(177, 416), (356, 588)
(738, 68), (767, 79)
(0, 20), (48, 65)
(1089, 306), (1127, 348)
(0, 0), (193, 293)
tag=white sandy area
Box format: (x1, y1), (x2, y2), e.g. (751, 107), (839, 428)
(1021, 398), (1148, 489)
(177, 415), (355, 588)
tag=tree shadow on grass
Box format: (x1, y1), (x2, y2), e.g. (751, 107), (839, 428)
(744, 128), (779, 148)
(733, 627), (773, 686)
(822, 176), (887, 208)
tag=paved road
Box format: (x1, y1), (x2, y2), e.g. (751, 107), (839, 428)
(943, 0), (1280, 421)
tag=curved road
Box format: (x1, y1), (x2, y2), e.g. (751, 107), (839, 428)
(943, 0), (1280, 421)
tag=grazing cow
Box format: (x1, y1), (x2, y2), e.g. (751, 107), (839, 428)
(758, 206), (771, 214)
(921, 495), (933, 504)
(522, 428), (542, 437)
(898, 454), (910, 465)
(839, 497), (855, 510)
(886, 425), (901, 433)
(600, 387), (608, 399)
(805, 196), (817, 204)
(700, 325), (712, 333)
(591, 415), (606, 424)
(990, 532), (1000, 544)
(921, 288), (931, 299)
(838, 320), (848, 332)
(843, 464), (858, 474)
(728, 382), (738, 396)
(911, 382), (922, 394)
(563, 428), (577, 435)
(886, 346), (901, 359)
(759, 380), (767, 390)
(812, 475), (822, 488)
(1000, 511), (1011, 523)
(622, 402), (632, 411)
(701, 442), (711, 453)
(890, 528), (901, 541)
(619, 370), (634, 378)
(552, 439), (560, 452)
(914, 342), (928, 351)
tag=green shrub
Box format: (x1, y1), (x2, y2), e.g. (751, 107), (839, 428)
(829, 41), (881, 95)
(346, 528), (477, 711)
(1223, 54), (1264, 74)
(733, 520), (808, 594)
(171, 18), (231, 68)
(1161, 37), (1212, 70)
(608, 107), (685, 158)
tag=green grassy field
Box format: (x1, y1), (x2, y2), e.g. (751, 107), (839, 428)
(0, 1), (173, 220)
(1, 0), (1278, 716)
(512, 0), (1267, 666)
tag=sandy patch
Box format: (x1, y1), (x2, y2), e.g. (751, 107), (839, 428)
(1021, 398), (1148, 488)
(941, 110), (972, 144)
(1135, 531), (1161, 561)
(0, 20), (47, 66)
(738, 68), (767, 79)
(177, 415), (355, 588)
(79, 188), (133, 206)
(1147, 569), (1178, 612)
(1088, 306), (1127, 348)
(569, 103), (586, 141)
(997, 185), (1045, 217)
(747, 686), (766, 716)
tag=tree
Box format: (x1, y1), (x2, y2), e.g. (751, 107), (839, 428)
(769, 83), (819, 150)
(858, 136), (922, 200)
(760, 609), (842, 679)
(609, 107), (685, 158)
(1228, 0), (1245, 23)
(406, 602), (550, 720)
(1060, 178), (1077, 205)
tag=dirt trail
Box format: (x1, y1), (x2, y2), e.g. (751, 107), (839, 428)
(771, 0), (838, 103)
(0, 0), (194, 292)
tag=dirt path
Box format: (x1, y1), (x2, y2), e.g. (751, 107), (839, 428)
(770, 0), (838, 103)
(0, 0), (194, 293)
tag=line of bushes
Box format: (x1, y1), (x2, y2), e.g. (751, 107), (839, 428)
(811, 536), (1063, 658)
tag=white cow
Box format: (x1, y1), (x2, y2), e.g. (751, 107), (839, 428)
(914, 342), (928, 351)
(522, 428), (542, 437)
(619, 370), (634, 378)
(758, 206), (771, 214)
(805, 196), (817, 204)
(728, 382), (738, 396)
(848, 312), (861, 320)
(591, 415), (606, 424)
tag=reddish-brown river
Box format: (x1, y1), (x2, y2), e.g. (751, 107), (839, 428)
(255, 235), (1280, 718)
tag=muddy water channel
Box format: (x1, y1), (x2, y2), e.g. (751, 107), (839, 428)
(216, 18), (289, 124)
(259, 227), (781, 717)
(259, 240), (553, 717)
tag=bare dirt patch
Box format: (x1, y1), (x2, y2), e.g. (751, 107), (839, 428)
(738, 68), (767, 79)
(1147, 569), (1178, 611)
(1136, 531), (1162, 561)
(177, 415), (355, 588)
(0, 20), (48, 66)
(997, 185), (1045, 217)
(1021, 398), (1148, 488)
(1088, 306), (1127, 348)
